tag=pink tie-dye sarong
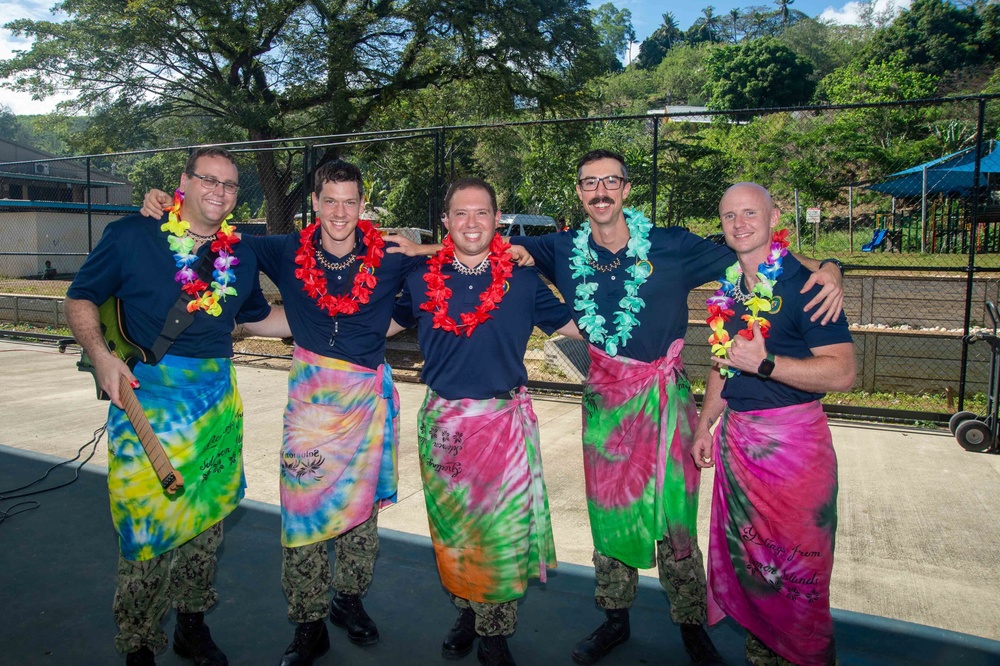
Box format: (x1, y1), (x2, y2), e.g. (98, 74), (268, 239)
(583, 339), (701, 569)
(418, 387), (556, 604)
(708, 401), (838, 666)
(280, 346), (399, 548)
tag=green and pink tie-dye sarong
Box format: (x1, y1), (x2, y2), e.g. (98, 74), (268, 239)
(418, 388), (556, 604)
(708, 401), (838, 666)
(107, 355), (245, 562)
(582, 339), (700, 569)
(280, 346), (399, 548)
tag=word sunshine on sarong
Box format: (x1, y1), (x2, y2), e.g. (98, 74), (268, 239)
(742, 526), (823, 562)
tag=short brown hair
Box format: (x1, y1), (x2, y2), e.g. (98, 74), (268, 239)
(443, 177), (498, 214)
(576, 149), (629, 182)
(313, 159), (364, 198)
(185, 147), (238, 178)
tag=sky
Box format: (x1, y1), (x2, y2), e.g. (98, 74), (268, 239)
(0, 0), (910, 115)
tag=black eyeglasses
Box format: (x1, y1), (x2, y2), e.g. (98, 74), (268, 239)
(577, 175), (626, 191)
(187, 172), (240, 195)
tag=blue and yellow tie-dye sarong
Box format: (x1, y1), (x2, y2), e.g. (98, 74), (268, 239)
(107, 355), (246, 562)
(280, 346), (399, 548)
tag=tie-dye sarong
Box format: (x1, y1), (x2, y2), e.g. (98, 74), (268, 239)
(280, 346), (399, 548)
(708, 401), (838, 666)
(418, 388), (556, 604)
(582, 338), (700, 569)
(107, 355), (245, 562)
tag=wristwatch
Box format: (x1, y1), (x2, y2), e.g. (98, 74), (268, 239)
(819, 258), (844, 273)
(757, 353), (775, 379)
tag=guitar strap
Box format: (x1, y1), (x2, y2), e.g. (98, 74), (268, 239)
(148, 246), (222, 364)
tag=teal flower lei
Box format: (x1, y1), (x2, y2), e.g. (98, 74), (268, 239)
(569, 208), (653, 356)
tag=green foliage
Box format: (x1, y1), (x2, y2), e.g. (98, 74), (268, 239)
(592, 3), (635, 74)
(1, 0), (604, 234)
(635, 12), (684, 70)
(654, 43), (716, 106)
(778, 18), (867, 81)
(703, 37), (814, 110)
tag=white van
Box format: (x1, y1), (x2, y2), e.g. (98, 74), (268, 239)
(498, 214), (559, 237)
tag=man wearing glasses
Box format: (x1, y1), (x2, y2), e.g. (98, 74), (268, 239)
(66, 147), (286, 666)
(508, 149), (845, 666)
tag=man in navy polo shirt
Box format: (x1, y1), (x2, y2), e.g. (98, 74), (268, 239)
(141, 160), (426, 666)
(391, 177), (579, 666)
(508, 150), (845, 666)
(69, 147), (284, 666)
(691, 183), (854, 666)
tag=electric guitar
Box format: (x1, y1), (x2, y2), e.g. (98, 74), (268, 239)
(77, 297), (184, 494)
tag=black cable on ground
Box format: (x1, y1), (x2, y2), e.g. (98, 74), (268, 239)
(0, 424), (106, 526)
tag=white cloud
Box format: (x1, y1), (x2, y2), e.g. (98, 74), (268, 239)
(820, 0), (911, 26)
(0, 1), (72, 114)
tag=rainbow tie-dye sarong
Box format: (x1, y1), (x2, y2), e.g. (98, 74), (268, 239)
(418, 388), (556, 604)
(107, 355), (245, 562)
(280, 346), (399, 548)
(582, 338), (700, 569)
(708, 402), (837, 666)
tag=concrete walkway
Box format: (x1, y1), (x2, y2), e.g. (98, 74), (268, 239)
(2, 340), (999, 658)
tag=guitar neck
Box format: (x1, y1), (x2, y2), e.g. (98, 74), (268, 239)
(118, 376), (182, 492)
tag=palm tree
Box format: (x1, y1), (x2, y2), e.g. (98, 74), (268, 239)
(775, 0), (794, 27)
(701, 6), (723, 42)
(728, 8), (741, 42)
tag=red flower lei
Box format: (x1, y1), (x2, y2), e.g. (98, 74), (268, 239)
(420, 233), (513, 337)
(293, 219), (385, 316)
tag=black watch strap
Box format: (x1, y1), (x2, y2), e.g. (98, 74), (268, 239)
(757, 353), (775, 379)
(819, 258), (844, 273)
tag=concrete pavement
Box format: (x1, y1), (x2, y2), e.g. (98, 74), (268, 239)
(2, 339), (999, 645)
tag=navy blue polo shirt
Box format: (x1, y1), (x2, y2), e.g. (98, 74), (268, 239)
(242, 227), (425, 370)
(720, 254), (853, 411)
(67, 213), (271, 358)
(513, 226), (734, 363)
(394, 263), (571, 400)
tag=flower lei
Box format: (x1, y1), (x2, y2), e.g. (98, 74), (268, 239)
(293, 219), (384, 316)
(706, 229), (790, 378)
(569, 208), (653, 356)
(420, 233), (513, 337)
(160, 189), (239, 317)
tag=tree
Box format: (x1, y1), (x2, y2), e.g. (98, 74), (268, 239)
(687, 6), (724, 44)
(654, 43), (717, 105)
(592, 3), (635, 73)
(703, 38), (814, 111)
(635, 12), (684, 70)
(779, 18), (866, 82)
(1, 0), (603, 234)
(862, 0), (982, 75)
(775, 0), (795, 27)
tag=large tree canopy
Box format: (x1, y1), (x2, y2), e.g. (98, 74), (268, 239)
(1, 0), (602, 232)
(703, 37), (814, 110)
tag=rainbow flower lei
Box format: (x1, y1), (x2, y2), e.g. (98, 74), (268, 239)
(569, 208), (652, 357)
(706, 229), (790, 377)
(160, 189), (239, 317)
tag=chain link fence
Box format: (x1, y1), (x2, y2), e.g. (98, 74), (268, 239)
(2, 95), (999, 420)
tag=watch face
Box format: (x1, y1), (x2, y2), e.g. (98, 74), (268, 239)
(757, 356), (775, 378)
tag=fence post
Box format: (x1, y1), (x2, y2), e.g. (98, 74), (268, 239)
(86, 156), (93, 252)
(794, 189), (801, 252)
(958, 97), (987, 412)
(650, 117), (659, 226)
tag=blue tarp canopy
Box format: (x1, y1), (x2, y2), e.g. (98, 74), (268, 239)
(867, 143), (1000, 198)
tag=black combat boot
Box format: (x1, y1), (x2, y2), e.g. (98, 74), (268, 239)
(279, 620), (330, 666)
(328, 591), (379, 646)
(570, 608), (630, 665)
(477, 634), (516, 666)
(172, 611), (228, 666)
(680, 623), (726, 665)
(125, 646), (155, 666)
(442, 607), (477, 659)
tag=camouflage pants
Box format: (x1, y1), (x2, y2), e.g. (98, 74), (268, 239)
(593, 534), (707, 625)
(745, 633), (838, 666)
(112, 522), (223, 654)
(282, 503), (380, 623)
(451, 593), (518, 637)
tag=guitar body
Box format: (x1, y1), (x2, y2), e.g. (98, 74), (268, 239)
(77, 296), (184, 493)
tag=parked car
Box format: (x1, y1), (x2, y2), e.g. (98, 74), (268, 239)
(498, 214), (559, 237)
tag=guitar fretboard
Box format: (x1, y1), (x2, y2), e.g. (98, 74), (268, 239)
(118, 376), (181, 491)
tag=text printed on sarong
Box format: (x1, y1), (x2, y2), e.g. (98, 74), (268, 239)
(742, 526), (825, 603)
(281, 449), (326, 482)
(200, 410), (243, 482)
(419, 424), (465, 479)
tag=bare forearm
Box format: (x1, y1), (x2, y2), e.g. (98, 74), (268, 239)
(767, 344), (856, 393)
(66, 298), (113, 362)
(241, 305), (291, 338)
(696, 370), (726, 433)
